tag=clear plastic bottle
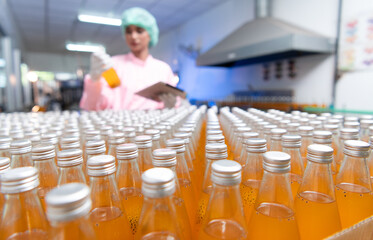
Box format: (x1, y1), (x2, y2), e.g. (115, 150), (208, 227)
(123, 127), (136, 144)
(282, 135), (304, 198)
(88, 155), (132, 239)
(0, 157), (10, 216)
(269, 128), (287, 151)
(152, 148), (193, 239)
(233, 127), (252, 161)
(10, 139), (33, 168)
(295, 144), (342, 240)
(46, 183), (96, 240)
(0, 136), (11, 158)
(32, 144), (59, 211)
(41, 133), (59, 154)
(198, 160), (247, 240)
(57, 149), (86, 185)
(360, 120), (373, 142)
(135, 168), (184, 240)
(237, 132), (259, 167)
(335, 140), (373, 228)
(60, 136), (81, 150)
(135, 135), (153, 173)
(240, 138), (266, 224)
(263, 125), (276, 151)
(107, 132), (125, 160)
(0, 167), (49, 239)
(116, 143), (143, 235)
(145, 129), (161, 152)
(247, 151), (300, 240)
(336, 128), (359, 170)
(299, 126), (314, 168)
(313, 130), (338, 180)
(196, 143), (228, 233)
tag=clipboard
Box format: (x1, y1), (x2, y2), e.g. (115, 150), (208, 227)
(135, 82), (187, 102)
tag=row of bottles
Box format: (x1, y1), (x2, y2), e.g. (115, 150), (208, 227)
(0, 105), (373, 239)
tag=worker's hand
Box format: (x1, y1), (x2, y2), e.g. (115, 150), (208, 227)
(89, 51), (112, 82)
(159, 93), (176, 109)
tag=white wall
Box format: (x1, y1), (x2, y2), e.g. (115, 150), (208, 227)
(151, 0), (340, 105)
(335, 0), (373, 111)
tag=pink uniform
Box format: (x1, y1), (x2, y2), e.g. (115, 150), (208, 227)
(79, 52), (176, 110)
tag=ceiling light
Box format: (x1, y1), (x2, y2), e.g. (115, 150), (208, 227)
(27, 71), (38, 83)
(78, 14), (121, 26)
(66, 43), (105, 52)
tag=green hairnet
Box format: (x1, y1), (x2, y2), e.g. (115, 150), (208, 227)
(121, 7), (159, 47)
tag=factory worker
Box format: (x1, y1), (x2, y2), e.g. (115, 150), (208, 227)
(80, 7), (178, 110)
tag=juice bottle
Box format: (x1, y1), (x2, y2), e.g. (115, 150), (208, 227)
(240, 138), (266, 224)
(135, 168), (185, 240)
(198, 160), (247, 240)
(335, 140), (373, 228)
(0, 167), (49, 239)
(10, 139), (33, 168)
(100, 125), (113, 152)
(247, 151), (300, 240)
(195, 143), (228, 234)
(287, 122), (300, 135)
(295, 144), (342, 239)
(269, 128), (287, 151)
(135, 135), (153, 173)
(324, 124), (339, 158)
(233, 126), (252, 161)
(360, 120), (373, 142)
(335, 128), (359, 170)
(0, 157), (10, 216)
(166, 138), (198, 198)
(32, 144), (58, 210)
(236, 132), (260, 167)
(0, 136), (11, 158)
(88, 155), (132, 239)
(123, 127), (136, 144)
(282, 135), (304, 198)
(60, 136), (81, 150)
(144, 129), (161, 152)
(299, 126), (314, 167)
(152, 148), (193, 239)
(313, 130), (338, 180)
(107, 132), (125, 160)
(116, 143), (143, 235)
(85, 140), (106, 180)
(263, 125), (277, 150)
(46, 183), (97, 240)
(57, 149), (86, 185)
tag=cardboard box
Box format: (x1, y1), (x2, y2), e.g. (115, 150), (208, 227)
(326, 216), (373, 240)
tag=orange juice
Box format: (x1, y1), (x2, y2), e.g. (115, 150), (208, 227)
(295, 191), (342, 240)
(198, 219), (247, 240)
(335, 183), (373, 228)
(179, 178), (196, 228)
(240, 180), (260, 223)
(172, 196), (193, 240)
(120, 187), (143, 235)
(90, 206), (132, 240)
(195, 188), (211, 230)
(247, 203), (300, 240)
(290, 173), (302, 199)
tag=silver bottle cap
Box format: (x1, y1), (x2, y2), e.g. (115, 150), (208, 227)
(360, 120), (373, 129)
(41, 133), (58, 145)
(117, 143), (138, 160)
(324, 124), (338, 134)
(206, 143), (228, 160)
(206, 134), (225, 144)
(87, 155), (116, 177)
(173, 132), (190, 140)
(0, 136), (11, 150)
(287, 123), (300, 132)
(211, 160), (241, 186)
(313, 131), (332, 144)
(141, 167), (175, 198)
(152, 148), (177, 167)
(166, 138), (185, 153)
(206, 124), (221, 131)
(299, 126), (314, 137)
(86, 140), (106, 155)
(307, 144), (333, 163)
(0, 157), (10, 173)
(282, 135), (301, 148)
(280, 120), (291, 129)
(10, 139), (32, 155)
(1, 167), (39, 194)
(344, 140), (370, 158)
(263, 125), (277, 134)
(135, 135), (152, 149)
(32, 144), (55, 161)
(46, 183), (91, 222)
(344, 121), (360, 129)
(242, 132), (260, 141)
(145, 129), (160, 140)
(206, 130), (223, 136)
(340, 128), (359, 140)
(246, 138), (267, 153)
(61, 136), (80, 150)
(263, 151), (290, 173)
(270, 128), (287, 140)
(236, 127), (252, 134)
(100, 125), (113, 136)
(123, 127), (136, 138)
(108, 132), (125, 145)
(57, 149), (83, 167)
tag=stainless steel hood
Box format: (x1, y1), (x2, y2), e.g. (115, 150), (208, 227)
(197, 0), (335, 67)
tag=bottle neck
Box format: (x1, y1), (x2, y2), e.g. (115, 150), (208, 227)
(89, 174), (123, 209)
(10, 153), (33, 168)
(282, 147), (304, 176)
(116, 158), (141, 189)
(299, 161), (335, 200)
(242, 152), (264, 183)
(337, 155), (371, 191)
